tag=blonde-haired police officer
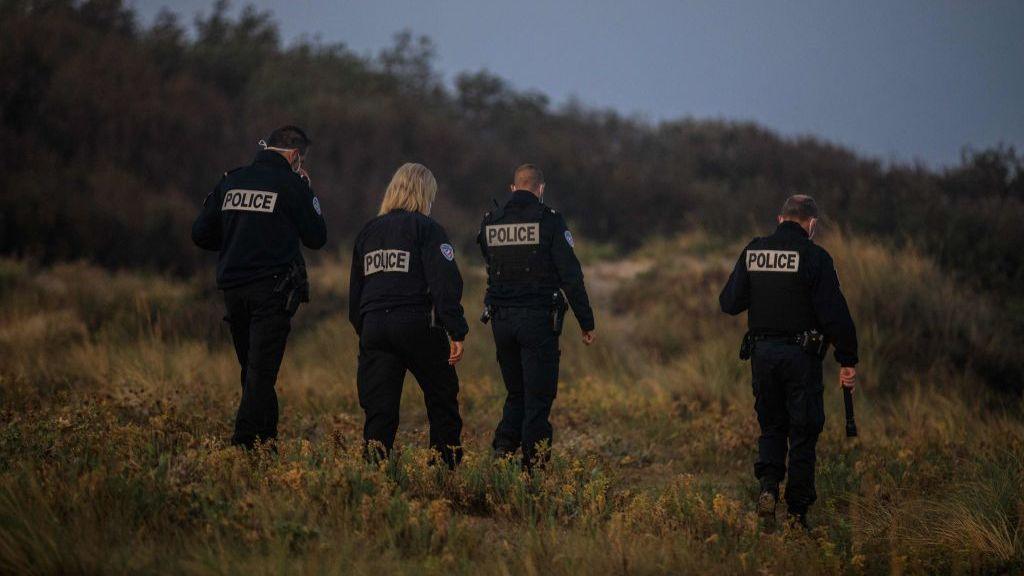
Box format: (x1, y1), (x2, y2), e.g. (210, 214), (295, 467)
(719, 194), (858, 528)
(349, 163), (468, 469)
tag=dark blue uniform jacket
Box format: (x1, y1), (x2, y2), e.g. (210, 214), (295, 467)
(719, 221), (858, 367)
(349, 209), (469, 342)
(192, 150), (327, 288)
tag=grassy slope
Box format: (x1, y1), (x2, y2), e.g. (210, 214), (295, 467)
(0, 233), (1021, 575)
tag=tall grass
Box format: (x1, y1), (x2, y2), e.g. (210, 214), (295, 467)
(0, 232), (1021, 574)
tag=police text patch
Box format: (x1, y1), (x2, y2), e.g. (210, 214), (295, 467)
(222, 189), (278, 213)
(364, 249), (410, 275)
(486, 223), (540, 246)
(746, 250), (799, 272)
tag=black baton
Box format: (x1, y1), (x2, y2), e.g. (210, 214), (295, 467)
(843, 387), (858, 438)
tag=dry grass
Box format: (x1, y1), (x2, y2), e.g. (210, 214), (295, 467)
(0, 233), (1021, 575)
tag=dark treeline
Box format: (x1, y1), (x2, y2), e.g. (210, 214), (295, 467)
(1, 0), (1022, 296)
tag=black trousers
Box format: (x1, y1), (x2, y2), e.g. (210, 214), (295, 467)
(750, 340), (825, 514)
(490, 307), (561, 468)
(357, 309), (462, 467)
(223, 276), (292, 448)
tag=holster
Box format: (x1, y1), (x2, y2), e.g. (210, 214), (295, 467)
(552, 291), (568, 335)
(739, 332), (753, 361)
(274, 261), (309, 317)
(480, 305), (491, 325)
(799, 330), (828, 359)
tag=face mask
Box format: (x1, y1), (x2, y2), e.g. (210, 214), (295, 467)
(259, 140), (302, 173)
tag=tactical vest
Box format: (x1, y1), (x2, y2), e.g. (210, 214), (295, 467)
(482, 202), (559, 288)
(745, 235), (819, 334)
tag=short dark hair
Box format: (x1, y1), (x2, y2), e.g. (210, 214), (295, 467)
(513, 164), (544, 191)
(780, 194), (818, 221)
(266, 125), (311, 154)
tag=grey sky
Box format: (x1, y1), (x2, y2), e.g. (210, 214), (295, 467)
(131, 0), (1024, 167)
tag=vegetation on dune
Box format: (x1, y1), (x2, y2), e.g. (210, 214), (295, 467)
(1, 231), (1021, 574)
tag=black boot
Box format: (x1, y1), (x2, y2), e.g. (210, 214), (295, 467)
(757, 481), (779, 520)
(491, 444), (518, 460)
(757, 490), (778, 520)
(786, 510), (810, 531)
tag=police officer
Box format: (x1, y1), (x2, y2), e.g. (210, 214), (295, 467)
(478, 164), (595, 470)
(349, 163), (468, 468)
(719, 194), (858, 528)
(191, 125), (326, 448)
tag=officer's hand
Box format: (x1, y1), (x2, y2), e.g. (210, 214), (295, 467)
(581, 330), (595, 346)
(448, 340), (464, 365)
(839, 366), (857, 390)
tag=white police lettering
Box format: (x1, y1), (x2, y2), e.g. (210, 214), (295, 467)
(364, 249), (410, 275)
(746, 250), (799, 272)
(221, 189), (278, 213)
(486, 223), (540, 246)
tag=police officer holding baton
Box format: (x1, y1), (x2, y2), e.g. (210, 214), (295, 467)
(719, 194), (858, 528)
(192, 126), (327, 449)
(349, 163), (468, 469)
(479, 164), (595, 470)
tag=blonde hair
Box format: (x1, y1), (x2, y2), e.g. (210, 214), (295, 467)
(378, 163), (438, 216)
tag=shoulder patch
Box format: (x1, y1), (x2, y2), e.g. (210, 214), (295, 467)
(440, 243), (455, 261)
(564, 230), (575, 248)
(312, 196), (322, 215)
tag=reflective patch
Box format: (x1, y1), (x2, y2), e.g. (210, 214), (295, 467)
(564, 230), (575, 248)
(440, 243), (455, 261)
(312, 196), (321, 215)
(222, 189), (278, 213)
(485, 223), (540, 246)
(746, 250), (799, 272)
(364, 249), (410, 275)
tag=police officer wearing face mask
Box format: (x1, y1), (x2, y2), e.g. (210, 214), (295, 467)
(349, 163), (468, 469)
(719, 194), (858, 528)
(192, 125), (327, 449)
(478, 164), (595, 470)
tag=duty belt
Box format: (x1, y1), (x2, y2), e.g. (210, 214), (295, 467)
(752, 330), (828, 358)
(751, 333), (803, 345)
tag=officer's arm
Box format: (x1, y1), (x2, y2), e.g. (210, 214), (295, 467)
(421, 222), (469, 341)
(191, 184), (222, 251)
(719, 250), (751, 315)
(348, 240), (365, 335)
(550, 214), (595, 331)
(811, 251), (859, 367)
(476, 221), (489, 263)
(289, 177), (327, 250)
